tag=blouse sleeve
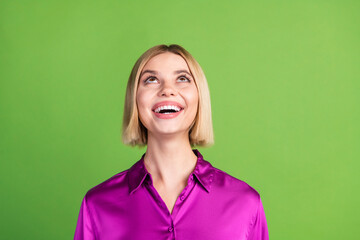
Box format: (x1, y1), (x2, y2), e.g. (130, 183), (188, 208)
(248, 197), (269, 240)
(74, 195), (96, 240)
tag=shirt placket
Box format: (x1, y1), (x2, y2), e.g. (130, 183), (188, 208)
(145, 174), (196, 239)
(171, 174), (195, 220)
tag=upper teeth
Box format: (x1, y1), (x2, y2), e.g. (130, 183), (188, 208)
(154, 105), (181, 113)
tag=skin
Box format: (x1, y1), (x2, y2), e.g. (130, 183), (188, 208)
(136, 52), (199, 214)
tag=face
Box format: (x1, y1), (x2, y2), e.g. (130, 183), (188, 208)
(136, 52), (199, 138)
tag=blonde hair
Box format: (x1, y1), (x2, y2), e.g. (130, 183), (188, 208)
(122, 44), (214, 147)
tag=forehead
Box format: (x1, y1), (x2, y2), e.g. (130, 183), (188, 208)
(141, 52), (190, 73)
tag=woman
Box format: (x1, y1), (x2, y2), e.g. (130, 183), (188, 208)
(74, 44), (269, 240)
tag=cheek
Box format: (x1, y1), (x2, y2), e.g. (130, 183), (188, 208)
(136, 91), (148, 123)
(136, 89), (148, 110)
(184, 88), (199, 109)
(136, 88), (155, 123)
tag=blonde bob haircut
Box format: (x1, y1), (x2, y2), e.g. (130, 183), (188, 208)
(122, 44), (214, 147)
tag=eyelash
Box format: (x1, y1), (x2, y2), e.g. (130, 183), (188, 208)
(144, 75), (191, 84)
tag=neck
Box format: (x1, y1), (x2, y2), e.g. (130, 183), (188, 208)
(144, 131), (198, 189)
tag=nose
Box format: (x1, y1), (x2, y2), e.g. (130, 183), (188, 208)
(159, 81), (177, 97)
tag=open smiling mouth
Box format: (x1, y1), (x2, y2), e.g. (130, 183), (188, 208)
(152, 106), (184, 118)
(153, 106), (183, 114)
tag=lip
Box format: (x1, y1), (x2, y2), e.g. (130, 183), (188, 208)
(152, 101), (184, 119)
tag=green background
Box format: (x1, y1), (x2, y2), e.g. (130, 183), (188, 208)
(1, 0), (359, 239)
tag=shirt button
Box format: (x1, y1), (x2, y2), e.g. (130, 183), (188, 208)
(168, 226), (174, 232)
(209, 174), (213, 182)
(180, 195), (185, 201)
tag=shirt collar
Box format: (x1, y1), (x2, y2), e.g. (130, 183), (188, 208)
(128, 149), (215, 195)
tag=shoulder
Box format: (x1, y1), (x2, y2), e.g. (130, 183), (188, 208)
(83, 169), (130, 203)
(211, 166), (261, 203)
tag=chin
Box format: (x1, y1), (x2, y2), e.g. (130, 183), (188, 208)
(150, 127), (189, 136)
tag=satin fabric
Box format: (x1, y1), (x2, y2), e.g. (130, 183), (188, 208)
(74, 149), (269, 240)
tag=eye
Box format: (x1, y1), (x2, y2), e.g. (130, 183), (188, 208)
(144, 76), (158, 84)
(177, 75), (191, 82)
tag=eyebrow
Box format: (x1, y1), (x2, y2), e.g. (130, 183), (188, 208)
(140, 69), (193, 78)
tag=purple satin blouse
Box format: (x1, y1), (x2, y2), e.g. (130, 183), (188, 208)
(74, 149), (269, 240)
